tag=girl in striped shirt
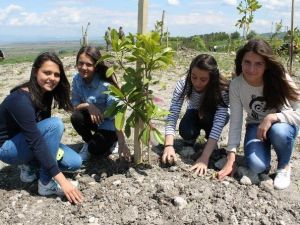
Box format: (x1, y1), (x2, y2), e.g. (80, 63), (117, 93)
(162, 54), (229, 176)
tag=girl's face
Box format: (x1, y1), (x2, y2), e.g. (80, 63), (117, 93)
(77, 53), (96, 83)
(242, 51), (266, 86)
(36, 60), (60, 93)
(190, 67), (210, 92)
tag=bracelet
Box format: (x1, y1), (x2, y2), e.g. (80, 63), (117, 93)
(164, 145), (173, 148)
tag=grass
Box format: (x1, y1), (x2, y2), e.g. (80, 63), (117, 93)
(0, 40), (105, 65)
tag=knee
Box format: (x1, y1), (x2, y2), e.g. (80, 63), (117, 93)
(49, 117), (64, 134)
(269, 123), (297, 143)
(70, 110), (81, 123)
(66, 154), (82, 171)
(246, 152), (268, 174)
(70, 110), (86, 127)
(179, 128), (197, 141)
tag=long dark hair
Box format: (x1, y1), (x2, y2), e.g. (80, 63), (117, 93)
(182, 54), (229, 117)
(235, 39), (299, 109)
(76, 46), (118, 87)
(11, 52), (73, 112)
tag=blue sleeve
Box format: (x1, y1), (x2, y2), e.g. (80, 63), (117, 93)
(5, 93), (60, 177)
(71, 74), (82, 107)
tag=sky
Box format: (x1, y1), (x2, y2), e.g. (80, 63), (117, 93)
(0, 0), (299, 43)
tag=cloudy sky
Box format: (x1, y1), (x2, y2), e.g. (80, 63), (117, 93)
(0, 0), (298, 43)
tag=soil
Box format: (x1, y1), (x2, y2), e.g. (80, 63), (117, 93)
(0, 50), (300, 225)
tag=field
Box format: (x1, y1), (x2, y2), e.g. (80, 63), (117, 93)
(0, 44), (300, 225)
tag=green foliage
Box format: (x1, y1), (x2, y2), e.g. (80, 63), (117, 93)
(231, 31), (241, 40)
(191, 36), (207, 51)
(246, 30), (258, 40)
(236, 0), (262, 39)
(101, 29), (175, 147)
(284, 27), (300, 54)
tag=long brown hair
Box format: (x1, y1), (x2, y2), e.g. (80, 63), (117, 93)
(182, 54), (229, 117)
(11, 51), (73, 112)
(235, 39), (300, 109)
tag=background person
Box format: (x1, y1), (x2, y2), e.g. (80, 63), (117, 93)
(118, 26), (125, 40)
(104, 27), (111, 51)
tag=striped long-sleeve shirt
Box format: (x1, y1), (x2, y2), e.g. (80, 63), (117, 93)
(165, 76), (229, 141)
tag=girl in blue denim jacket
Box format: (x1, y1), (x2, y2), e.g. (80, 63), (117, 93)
(71, 46), (131, 162)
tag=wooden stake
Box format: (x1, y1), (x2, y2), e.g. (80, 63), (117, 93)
(134, 0), (148, 164)
(289, 0), (295, 74)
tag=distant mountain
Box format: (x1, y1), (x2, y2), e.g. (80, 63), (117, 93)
(259, 32), (287, 39)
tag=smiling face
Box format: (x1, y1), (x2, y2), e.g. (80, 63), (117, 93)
(36, 60), (60, 93)
(190, 67), (210, 92)
(77, 53), (96, 83)
(242, 51), (266, 86)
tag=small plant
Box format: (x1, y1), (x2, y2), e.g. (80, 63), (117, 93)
(236, 0), (262, 39)
(101, 29), (175, 164)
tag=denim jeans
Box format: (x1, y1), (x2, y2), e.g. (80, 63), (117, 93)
(179, 109), (220, 142)
(244, 123), (299, 173)
(0, 117), (82, 184)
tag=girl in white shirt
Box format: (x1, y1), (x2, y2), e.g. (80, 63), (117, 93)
(219, 39), (300, 190)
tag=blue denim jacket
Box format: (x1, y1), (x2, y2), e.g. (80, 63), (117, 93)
(71, 73), (116, 131)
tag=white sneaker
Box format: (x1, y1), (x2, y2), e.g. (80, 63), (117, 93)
(110, 142), (119, 154)
(79, 143), (90, 162)
(274, 166), (291, 190)
(38, 179), (79, 196)
(18, 164), (37, 183)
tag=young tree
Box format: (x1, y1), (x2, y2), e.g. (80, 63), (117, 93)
(102, 30), (175, 164)
(236, 0), (262, 39)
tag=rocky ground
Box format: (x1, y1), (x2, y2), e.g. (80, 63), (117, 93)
(0, 50), (300, 225)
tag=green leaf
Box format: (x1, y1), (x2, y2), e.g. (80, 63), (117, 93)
(115, 106), (127, 130)
(152, 128), (164, 145)
(140, 126), (150, 145)
(109, 85), (124, 99)
(106, 67), (115, 77)
(99, 54), (113, 61)
(104, 101), (120, 117)
(124, 123), (131, 138)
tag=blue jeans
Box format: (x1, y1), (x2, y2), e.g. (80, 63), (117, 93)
(179, 109), (229, 143)
(244, 123), (299, 173)
(179, 109), (214, 142)
(0, 117), (82, 184)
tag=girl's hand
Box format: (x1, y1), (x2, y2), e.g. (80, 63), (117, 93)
(189, 156), (209, 176)
(60, 180), (84, 205)
(118, 142), (131, 162)
(217, 152), (236, 180)
(257, 113), (278, 140)
(87, 103), (103, 125)
(161, 146), (177, 165)
(54, 172), (83, 205)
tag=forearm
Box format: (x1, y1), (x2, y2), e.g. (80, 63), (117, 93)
(199, 138), (218, 161)
(74, 102), (90, 111)
(226, 151), (236, 166)
(116, 130), (126, 145)
(164, 134), (174, 146)
(53, 172), (68, 186)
